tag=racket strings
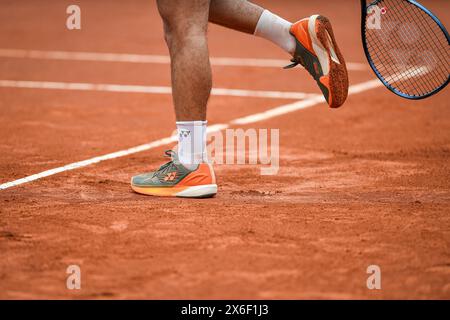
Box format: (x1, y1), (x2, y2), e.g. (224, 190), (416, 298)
(409, 5), (449, 75)
(364, 0), (449, 97)
(374, 2), (445, 93)
(372, 1), (447, 93)
(413, 6), (449, 58)
(376, 6), (447, 94)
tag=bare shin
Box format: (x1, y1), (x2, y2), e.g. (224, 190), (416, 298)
(157, 0), (211, 121)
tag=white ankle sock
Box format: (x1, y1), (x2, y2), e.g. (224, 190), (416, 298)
(254, 10), (296, 55)
(176, 120), (208, 169)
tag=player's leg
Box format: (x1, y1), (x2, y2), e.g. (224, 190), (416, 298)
(209, 0), (263, 34)
(159, 0), (211, 121)
(209, 0), (349, 108)
(209, 0), (296, 54)
(131, 0), (216, 198)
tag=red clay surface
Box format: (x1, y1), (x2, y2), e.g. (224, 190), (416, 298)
(1, 0), (449, 299)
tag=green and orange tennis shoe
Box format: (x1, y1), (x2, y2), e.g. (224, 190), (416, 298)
(286, 14), (349, 108)
(131, 150), (217, 198)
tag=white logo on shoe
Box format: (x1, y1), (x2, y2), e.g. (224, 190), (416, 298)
(326, 31), (341, 64)
(308, 15), (341, 75)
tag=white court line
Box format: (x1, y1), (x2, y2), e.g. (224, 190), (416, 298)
(0, 80), (316, 100)
(0, 48), (368, 71)
(0, 79), (383, 190)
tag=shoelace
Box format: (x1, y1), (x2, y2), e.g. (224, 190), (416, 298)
(284, 58), (301, 69)
(152, 150), (178, 178)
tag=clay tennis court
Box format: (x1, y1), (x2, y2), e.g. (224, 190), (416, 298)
(1, 0), (449, 299)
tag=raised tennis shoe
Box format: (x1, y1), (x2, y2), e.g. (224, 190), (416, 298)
(285, 15), (349, 108)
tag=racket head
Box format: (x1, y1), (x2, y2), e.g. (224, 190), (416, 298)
(361, 0), (450, 100)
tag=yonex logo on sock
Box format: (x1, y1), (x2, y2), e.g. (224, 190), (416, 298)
(179, 129), (191, 138)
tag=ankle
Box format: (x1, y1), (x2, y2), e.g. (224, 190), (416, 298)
(176, 120), (208, 169)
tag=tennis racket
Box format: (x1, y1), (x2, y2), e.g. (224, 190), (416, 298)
(361, 0), (449, 99)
